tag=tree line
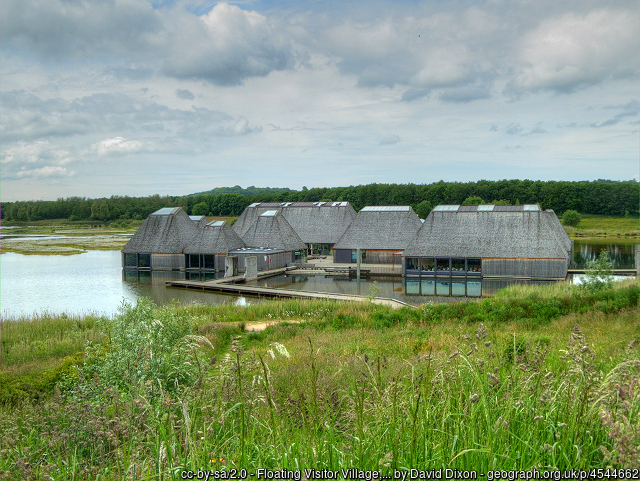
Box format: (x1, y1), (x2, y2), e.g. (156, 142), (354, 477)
(1, 180), (637, 223)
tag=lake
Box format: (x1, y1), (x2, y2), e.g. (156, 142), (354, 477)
(1, 239), (637, 319)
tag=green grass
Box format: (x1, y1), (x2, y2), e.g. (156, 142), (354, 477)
(1, 281), (639, 478)
(561, 214), (639, 238)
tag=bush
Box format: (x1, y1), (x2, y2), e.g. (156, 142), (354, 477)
(562, 209), (581, 227)
(582, 250), (614, 293)
(77, 299), (211, 398)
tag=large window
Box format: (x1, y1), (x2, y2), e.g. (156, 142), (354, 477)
(204, 255), (215, 269)
(421, 258), (435, 273)
(124, 253), (137, 267)
(467, 258), (481, 274)
(436, 258), (450, 272)
(406, 257), (420, 273)
(138, 254), (151, 268)
(452, 258), (465, 274)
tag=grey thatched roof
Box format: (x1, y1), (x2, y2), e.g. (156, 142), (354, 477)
(403, 206), (571, 259)
(241, 210), (307, 251)
(233, 202), (356, 243)
(122, 207), (200, 254)
(189, 215), (208, 227)
(333, 206), (422, 250)
(184, 220), (246, 254)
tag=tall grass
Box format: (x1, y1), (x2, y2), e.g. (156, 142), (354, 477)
(0, 281), (638, 478)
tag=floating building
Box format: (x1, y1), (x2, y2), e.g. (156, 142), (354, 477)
(122, 207), (200, 270)
(403, 205), (572, 279)
(233, 202), (356, 255)
(183, 220), (246, 271)
(332, 206), (423, 264)
(234, 210), (308, 270)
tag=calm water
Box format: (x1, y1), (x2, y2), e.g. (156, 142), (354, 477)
(1, 240), (637, 318)
(0, 251), (247, 319)
(572, 239), (639, 269)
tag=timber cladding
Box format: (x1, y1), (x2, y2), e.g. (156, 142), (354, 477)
(482, 258), (567, 278)
(151, 253), (185, 270)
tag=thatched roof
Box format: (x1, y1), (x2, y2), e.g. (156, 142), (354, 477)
(241, 210), (307, 251)
(189, 215), (208, 227)
(404, 205), (571, 259)
(233, 202), (356, 243)
(122, 207), (200, 254)
(333, 206), (422, 250)
(184, 220), (246, 254)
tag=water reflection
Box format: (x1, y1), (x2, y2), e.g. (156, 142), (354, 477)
(572, 240), (639, 269)
(403, 276), (553, 298)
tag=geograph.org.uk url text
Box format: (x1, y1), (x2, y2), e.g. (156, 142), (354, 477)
(178, 468), (640, 481)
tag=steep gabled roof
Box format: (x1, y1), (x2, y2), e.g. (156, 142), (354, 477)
(233, 202), (356, 243)
(189, 215), (208, 227)
(241, 210), (306, 251)
(122, 207), (199, 253)
(403, 206), (570, 259)
(333, 206), (422, 250)
(184, 220), (246, 254)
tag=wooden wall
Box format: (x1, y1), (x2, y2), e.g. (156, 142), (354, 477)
(482, 258), (567, 279)
(151, 253), (185, 270)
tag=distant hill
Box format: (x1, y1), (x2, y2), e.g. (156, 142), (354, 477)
(191, 185), (293, 196)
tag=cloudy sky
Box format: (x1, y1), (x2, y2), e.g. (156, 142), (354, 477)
(1, 0), (638, 201)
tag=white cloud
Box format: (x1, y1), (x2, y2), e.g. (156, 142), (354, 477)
(513, 9), (640, 92)
(94, 137), (145, 155)
(162, 3), (295, 85)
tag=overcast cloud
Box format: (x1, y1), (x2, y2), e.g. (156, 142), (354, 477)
(1, 0), (638, 201)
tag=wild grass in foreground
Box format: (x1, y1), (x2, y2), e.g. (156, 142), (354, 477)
(0, 280), (639, 478)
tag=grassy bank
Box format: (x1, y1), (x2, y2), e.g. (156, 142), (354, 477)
(561, 214), (639, 238)
(1, 279), (639, 478)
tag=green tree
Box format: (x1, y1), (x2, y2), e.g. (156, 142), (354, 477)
(582, 249), (613, 292)
(562, 209), (581, 227)
(192, 202), (209, 216)
(462, 196), (484, 206)
(415, 200), (433, 218)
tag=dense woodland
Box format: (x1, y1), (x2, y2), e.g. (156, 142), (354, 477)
(1, 179), (638, 223)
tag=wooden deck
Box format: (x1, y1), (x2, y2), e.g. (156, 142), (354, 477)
(165, 267), (411, 309)
(567, 269), (637, 275)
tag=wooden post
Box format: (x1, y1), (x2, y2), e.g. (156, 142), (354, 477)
(356, 248), (361, 281)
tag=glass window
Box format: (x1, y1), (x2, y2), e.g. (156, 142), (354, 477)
(204, 255), (215, 269)
(421, 279), (435, 295)
(406, 257), (420, 272)
(421, 258), (435, 272)
(406, 280), (420, 295)
(124, 253), (137, 267)
(467, 258), (482, 273)
(138, 253), (151, 268)
(436, 258), (450, 272)
(436, 279), (450, 295)
(452, 258), (465, 272)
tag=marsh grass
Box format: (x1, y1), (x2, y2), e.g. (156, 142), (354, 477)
(561, 215), (640, 238)
(0, 281), (639, 478)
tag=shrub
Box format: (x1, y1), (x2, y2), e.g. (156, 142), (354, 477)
(76, 299), (211, 398)
(562, 209), (581, 227)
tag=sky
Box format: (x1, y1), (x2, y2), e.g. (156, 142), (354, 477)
(1, 0), (639, 202)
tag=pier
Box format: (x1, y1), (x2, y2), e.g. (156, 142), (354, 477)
(165, 266), (411, 309)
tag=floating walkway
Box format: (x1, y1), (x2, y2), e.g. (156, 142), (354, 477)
(567, 269), (637, 275)
(165, 267), (411, 309)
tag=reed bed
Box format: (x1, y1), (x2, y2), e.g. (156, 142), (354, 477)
(0, 281), (639, 478)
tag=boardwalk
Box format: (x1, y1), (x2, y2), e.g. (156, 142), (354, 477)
(166, 267), (411, 309)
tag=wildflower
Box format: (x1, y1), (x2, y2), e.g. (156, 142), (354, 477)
(379, 452), (393, 468)
(469, 394), (479, 404)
